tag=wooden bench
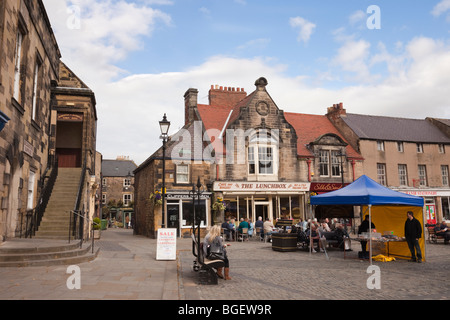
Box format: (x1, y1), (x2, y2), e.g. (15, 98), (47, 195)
(191, 233), (225, 285)
(427, 225), (449, 244)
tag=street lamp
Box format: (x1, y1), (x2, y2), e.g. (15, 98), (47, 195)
(189, 177), (204, 255)
(159, 114), (171, 229)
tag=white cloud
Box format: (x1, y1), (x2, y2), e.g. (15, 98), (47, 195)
(41, 1), (450, 165)
(43, 0), (172, 86)
(432, 0), (450, 16)
(332, 40), (372, 82)
(349, 10), (366, 26)
(289, 17), (316, 43)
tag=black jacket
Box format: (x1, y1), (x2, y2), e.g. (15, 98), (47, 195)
(404, 217), (422, 240)
(358, 220), (375, 234)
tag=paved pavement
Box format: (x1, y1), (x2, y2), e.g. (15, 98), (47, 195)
(0, 227), (449, 301)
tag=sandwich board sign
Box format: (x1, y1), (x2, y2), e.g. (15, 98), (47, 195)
(156, 228), (177, 260)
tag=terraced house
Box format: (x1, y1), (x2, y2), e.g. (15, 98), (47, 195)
(327, 104), (450, 224)
(0, 0), (99, 241)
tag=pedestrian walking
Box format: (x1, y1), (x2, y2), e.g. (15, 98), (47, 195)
(404, 211), (422, 263)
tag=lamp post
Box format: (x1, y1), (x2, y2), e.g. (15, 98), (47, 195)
(189, 177), (204, 254)
(159, 114), (170, 229)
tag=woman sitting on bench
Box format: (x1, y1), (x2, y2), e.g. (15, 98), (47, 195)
(203, 225), (232, 280)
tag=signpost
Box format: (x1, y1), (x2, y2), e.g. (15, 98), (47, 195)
(156, 228), (177, 261)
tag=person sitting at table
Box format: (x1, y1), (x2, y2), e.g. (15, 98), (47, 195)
(309, 223), (324, 253)
(435, 221), (450, 244)
(358, 215), (375, 254)
(263, 218), (274, 241)
(238, 218), (250, 240)
(228, 218), (236, 240)
(247, 218), (254, 238)
(221, 218), (233, 241)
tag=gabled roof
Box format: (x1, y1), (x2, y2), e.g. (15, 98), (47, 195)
(342, 113), (450, 143)
(102, 159), (137, 177)
(284, 113), (363, 159)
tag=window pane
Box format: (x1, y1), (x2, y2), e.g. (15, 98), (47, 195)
(258, 147), (273, 174)
(319, 150), (329, 176)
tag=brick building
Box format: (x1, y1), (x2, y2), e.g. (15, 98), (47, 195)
(134, 78), (364, 238)
(0, 0), (99, 240)
(327, 103), (450, 223)
(102, 157), (137, 209)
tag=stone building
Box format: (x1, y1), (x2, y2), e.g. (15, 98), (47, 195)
(327, 103), (450, 223)
(134, 78), (364, 238)
(0, 0), (99, 240)
(0, 0), (60, 240)
(101, 156), (137, 210)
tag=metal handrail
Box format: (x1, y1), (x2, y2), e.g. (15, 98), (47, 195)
(69, 210), (98, 253)
(25, 155), (58, 238)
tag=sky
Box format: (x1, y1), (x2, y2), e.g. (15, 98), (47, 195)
(42, 0), (450, 165)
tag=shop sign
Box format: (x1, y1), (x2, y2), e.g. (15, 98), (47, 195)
(156, 228), (177, 261)
(214, 181), (310, 192)
(310, 183), (344, 193)
(166, 192), (211, 200)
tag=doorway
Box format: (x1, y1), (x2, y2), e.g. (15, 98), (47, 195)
(255, 203), (269, 221)
(167, 203), (180, 237)
(55, 120), (83, 168)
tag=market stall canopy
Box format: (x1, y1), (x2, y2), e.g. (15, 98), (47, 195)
(310, 175), (424, 207)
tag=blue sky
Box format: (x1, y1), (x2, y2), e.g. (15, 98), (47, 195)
(42, 0), (450, 164)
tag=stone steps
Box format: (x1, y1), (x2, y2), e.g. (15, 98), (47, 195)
(34, 168), (82, 240)
(0, 239), (99, 267)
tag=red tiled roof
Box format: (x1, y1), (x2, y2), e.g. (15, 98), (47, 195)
(197, 101), (363, 160)
(284, 112), (363, 159)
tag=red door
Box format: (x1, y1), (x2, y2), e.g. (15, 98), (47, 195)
(57, 148), (81, 168)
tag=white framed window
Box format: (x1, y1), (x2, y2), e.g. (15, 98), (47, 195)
(319, 150), (329, 177)
(123, 178), (131, 187)
(13, 31), (24, 102)
(377, 163), (387, 186)
(442, 165), (449, 186)
(31, 57), (42, 121)
(398, 164), (408, 186)
(418, 165), (427, 186)
(102, 194), (106, 204)
(176, 164), (189, 184)
(377, 141), (385, 151)
(102, 178), (107, 186)
(439, 144), (445, 154)
(247, 131), (278, 180)
(123, 194), (132, 206)
(417, 143), (423, 153)
(397, 142), (404, 152)
(330, 151), (342, 177)
(27, 171), (36, 210)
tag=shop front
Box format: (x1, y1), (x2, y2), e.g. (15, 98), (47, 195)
(398, 189), (450, 224)
(213, 181), (310, 223)
(165, 191), (212, 238)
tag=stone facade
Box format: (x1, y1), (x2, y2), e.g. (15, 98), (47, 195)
(101, 157), (137, 210)
(0, 0), (60, 240)
(327, 103), (450, 223)
(0, 0), (99, 240)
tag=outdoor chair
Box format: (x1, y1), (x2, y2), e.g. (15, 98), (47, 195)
(238, 228), (249, 242)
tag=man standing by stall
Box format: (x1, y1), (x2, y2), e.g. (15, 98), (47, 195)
(405, 211), (423, 263)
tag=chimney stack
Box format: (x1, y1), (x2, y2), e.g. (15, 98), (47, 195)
(208, 85), (247, 107)
(184, 88), (198, 125)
